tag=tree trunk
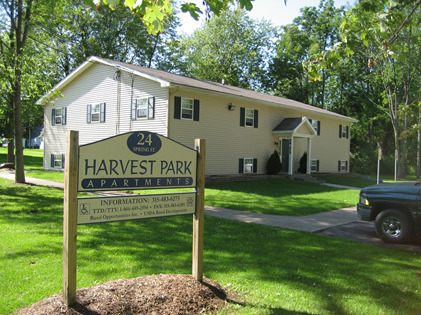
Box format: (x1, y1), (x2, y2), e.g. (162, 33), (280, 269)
(14, 70), (25, 183)
(417, 107), (421, 179)
(6, 118), (15, 164)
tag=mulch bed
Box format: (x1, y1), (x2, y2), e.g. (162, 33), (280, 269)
(15, 274), (236, 314)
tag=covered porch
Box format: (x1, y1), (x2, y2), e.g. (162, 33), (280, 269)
(273, 117), (316, 175)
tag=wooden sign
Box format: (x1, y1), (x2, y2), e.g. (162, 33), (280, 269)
(78, 131), (197, 191)
(63, 131), (205, 306)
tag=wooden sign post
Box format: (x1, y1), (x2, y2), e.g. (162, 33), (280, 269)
(63, 130), (79, 306)
(193, 139), (205, 281)
(62, 131), (205, 305)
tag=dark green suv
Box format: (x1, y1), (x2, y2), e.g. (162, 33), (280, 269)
(357, 182), (421, 243)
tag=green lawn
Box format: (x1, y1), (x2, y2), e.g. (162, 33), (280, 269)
(0, 147), (44, 170)
(205, 178), (359, 216)
(1, 178), (420, 314)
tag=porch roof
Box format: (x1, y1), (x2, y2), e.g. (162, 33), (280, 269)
(273, 117), (316, 138)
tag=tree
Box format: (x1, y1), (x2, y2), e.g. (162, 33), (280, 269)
(266, 0), (345, 108)
(84, 0), (255, 35)
(177, 9), (276, 90)
(339, 0), (421, 178)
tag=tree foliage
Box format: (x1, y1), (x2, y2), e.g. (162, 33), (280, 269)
(177, 9), (276, 90)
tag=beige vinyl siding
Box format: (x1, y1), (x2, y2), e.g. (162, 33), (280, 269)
(118, 70), (168, 135)
(43, 63), (169, 171)
(169, 90), (292, 176)
(309, 117), (350, 173)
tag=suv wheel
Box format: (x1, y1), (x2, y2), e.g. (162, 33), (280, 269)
(375, 209), (413, 243)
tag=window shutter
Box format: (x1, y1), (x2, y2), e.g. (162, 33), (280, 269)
(346, 126), (349, 139)
(339, 125), (342, 138)
(240, 107), (245, 126)
(87, 104), (92, 123)
(148, 97), (155, 120)
(338, 161), (341, 171)
(100, 103), (106, 123)
(253, 158), (258, 173)
(52, 109), (56, 126)
(131, 99), (137, 120)
(62, 107), (67, 125)
(316, 160), (320, 171)
(239, 159), (244, 173)
(193, 99), (200, 121)
(254, 110), (259, 128)
(174, 97), (181, 119)
(62, 154), (65, 168)
(51, 154), (55, 167)
(345, 160), (348, 171)
(317, 121), (321, 135)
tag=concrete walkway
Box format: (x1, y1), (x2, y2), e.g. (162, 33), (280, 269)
(0, 171), (360, 233)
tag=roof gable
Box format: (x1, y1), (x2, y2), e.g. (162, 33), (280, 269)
(273, 117), (316, 137)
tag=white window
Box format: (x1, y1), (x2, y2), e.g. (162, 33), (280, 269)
(55, 108), (63, 125)
(136, 98), (148, 118)
(245, 108), (254, 127)
(51, 154), (64, 168)
(340, 124), (349, 139)
(132, 97), (155, 120)
(52, 107), (66, 126)
(244, 158), (254, 173)
(87, 103), (106, 123)
(181, 98), (194, 119)
(91, 103), (101, 122)
(339, 160), (348, 172)
(54, 155), (62, 168)
(311, 159), (319, 172)
(311, 120), (320, 135)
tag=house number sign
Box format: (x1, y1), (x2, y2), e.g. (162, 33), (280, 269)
(78, 131), (197, 191)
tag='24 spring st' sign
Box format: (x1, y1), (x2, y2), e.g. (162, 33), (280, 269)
(78, 131), (197, 191)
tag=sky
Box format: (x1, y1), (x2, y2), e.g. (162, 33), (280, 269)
(177, 0), (355, 34)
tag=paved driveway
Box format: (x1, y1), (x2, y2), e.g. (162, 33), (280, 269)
(317, 221), (421, 252)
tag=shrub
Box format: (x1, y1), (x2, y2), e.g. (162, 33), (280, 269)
(298, 152), (307, 173)
(266, 150), (282, 175)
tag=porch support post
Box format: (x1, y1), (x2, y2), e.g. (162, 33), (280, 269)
(288, 136), (294, 175)
(306, 138), (312, 175)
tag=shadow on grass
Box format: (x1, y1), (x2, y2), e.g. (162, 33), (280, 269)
(2, 180), (420, 314)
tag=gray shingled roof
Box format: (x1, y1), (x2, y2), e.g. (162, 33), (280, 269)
(100, 57), (356, 123)
(273, 118), (304, 132)
(38, 56), (358, 123)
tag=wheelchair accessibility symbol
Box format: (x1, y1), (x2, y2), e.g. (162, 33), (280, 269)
(79, 203), (90, 215)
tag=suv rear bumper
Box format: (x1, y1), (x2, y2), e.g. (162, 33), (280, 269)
(357, 203), (372, 221)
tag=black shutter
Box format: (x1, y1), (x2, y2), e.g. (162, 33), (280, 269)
(51, 154), (55, 167)
(62, 154), (65, 168)
(339, 125), (342, 138)
(131, 99), (137, 120)
(148, 97), (155, 120)
(193, 99), (200, 121)
(100, 103), (106, 123)
(254, 110), (258, 128)
(240, 107), (245, 126)
(239, 158), (244, 173)
(253, 158), (258, 173)
(316, 160), (320, 172)
(338, 161), (341, 171)
(317, 121), (320, 135)
(62, 107), (67, 125)
(52, 109), (56, 126)
(345, 160), (348, 171)
(345, 126), (349, 139)
(174, 97), (181, 119)
(87, 104), (92, 123)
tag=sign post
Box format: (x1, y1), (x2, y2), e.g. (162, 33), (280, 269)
(63, 130), (78, 306)
(63, 131), (204, 305)
(193, 139), (205, 281)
